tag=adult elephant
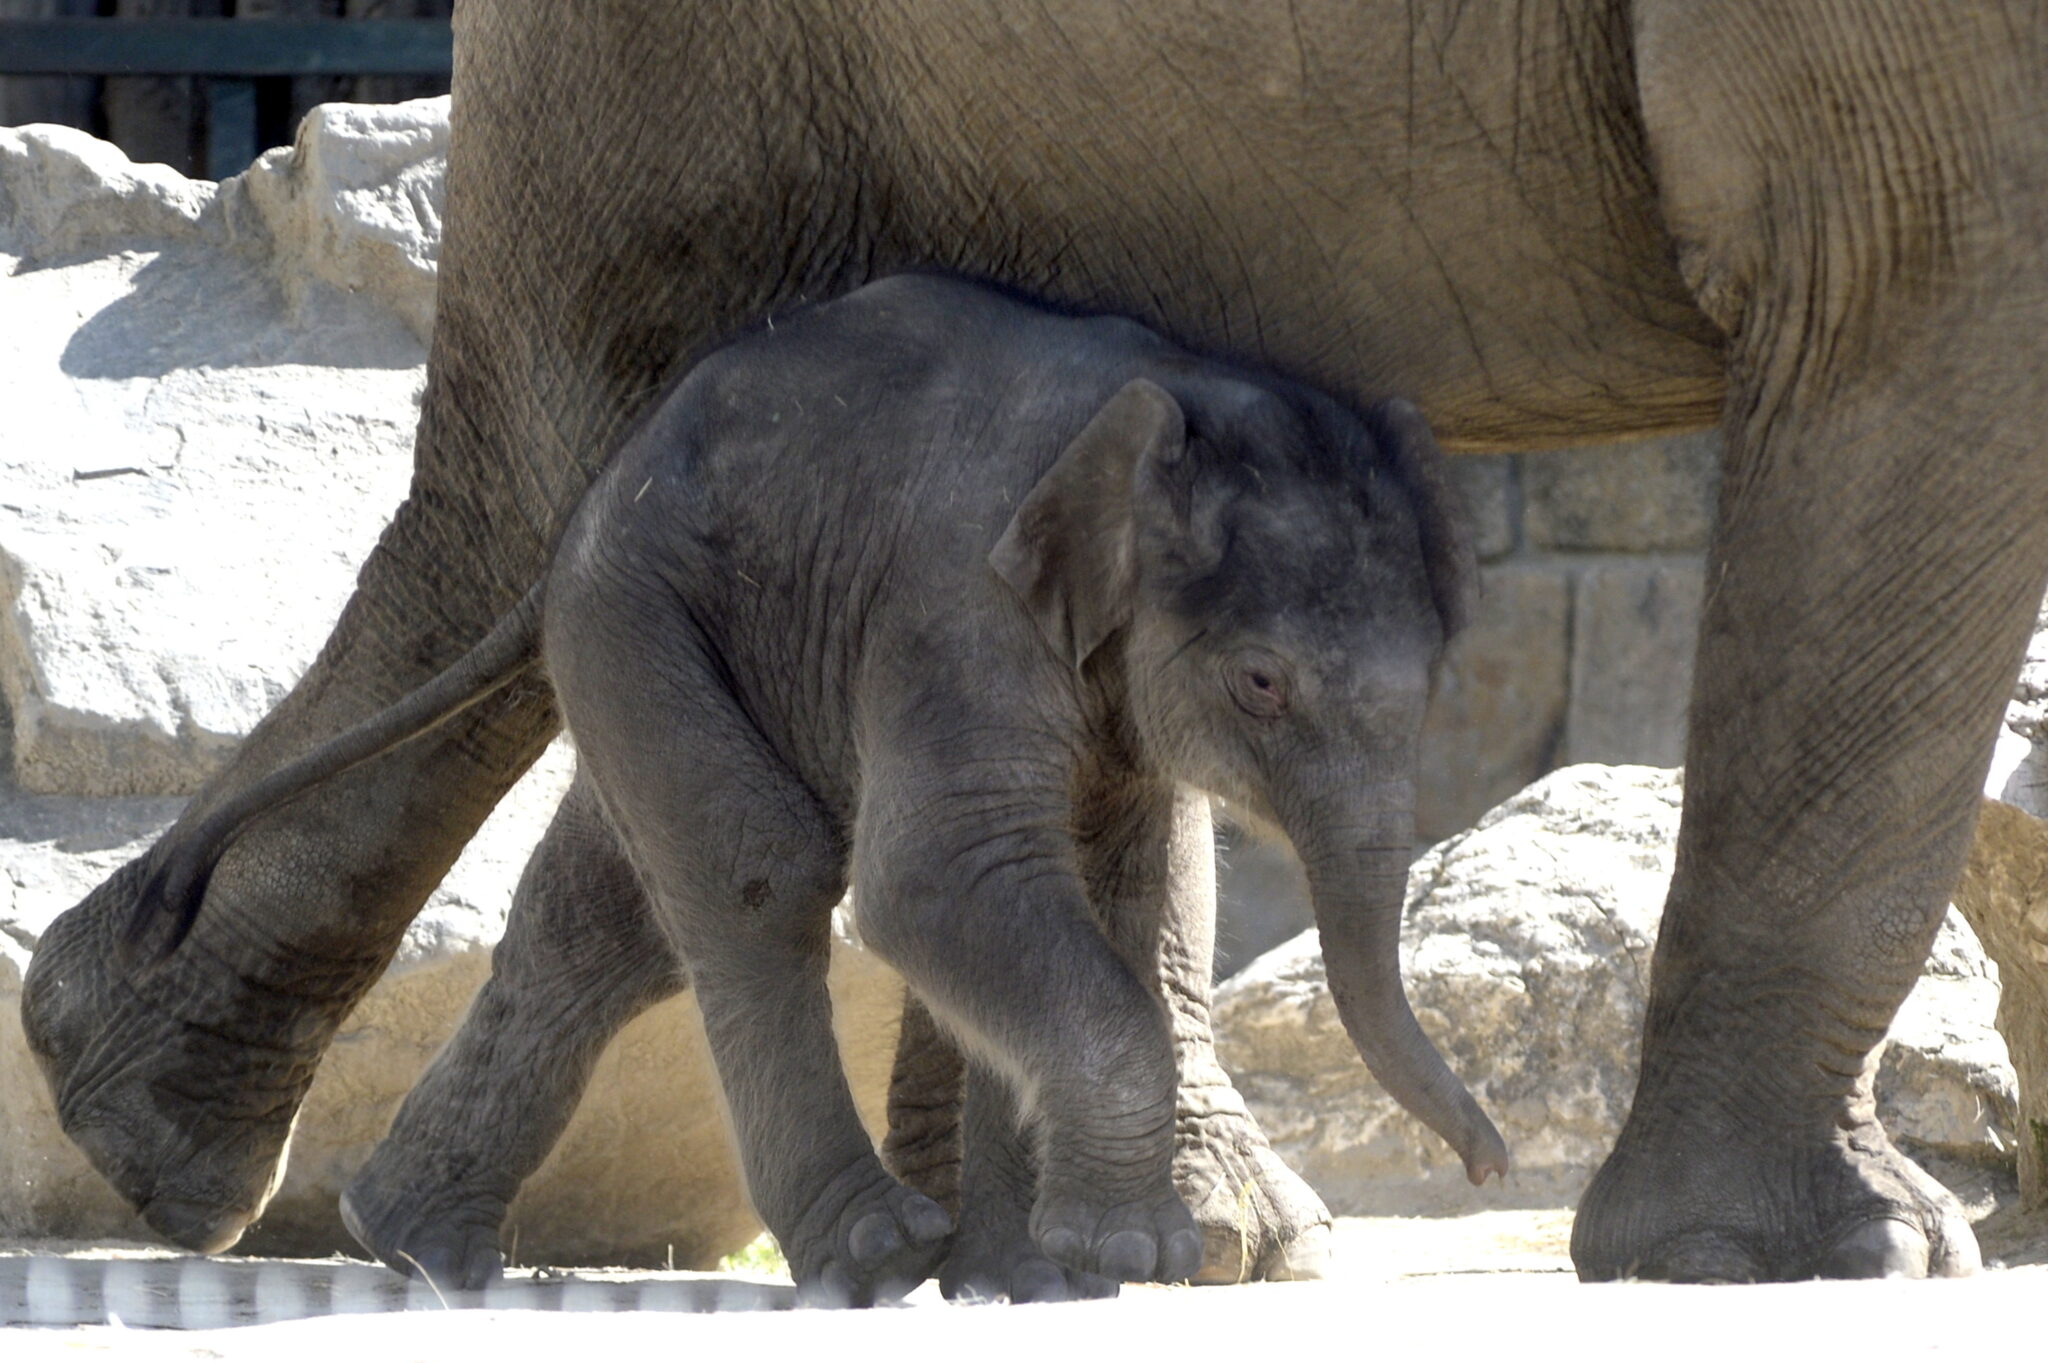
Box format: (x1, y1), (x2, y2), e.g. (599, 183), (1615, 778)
(23, 0), (2046, 1283)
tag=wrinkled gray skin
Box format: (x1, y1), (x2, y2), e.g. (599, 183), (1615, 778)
(112, 275), (1496, 1304)
(23, 0), (2048, 1285)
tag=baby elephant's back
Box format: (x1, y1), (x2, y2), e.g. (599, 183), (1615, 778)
(546, 275), (1175, 793)
(601, 275), (1174, 592)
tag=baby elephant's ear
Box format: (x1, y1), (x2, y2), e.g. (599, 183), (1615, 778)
(991, 378), (1186, 669)
(1365, 397), (1478, 640)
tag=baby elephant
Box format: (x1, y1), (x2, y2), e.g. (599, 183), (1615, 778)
(120, 274), (1505, 1304)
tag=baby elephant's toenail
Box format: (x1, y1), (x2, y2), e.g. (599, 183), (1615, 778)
(849, 1211), (906, 1267)
(1038, 1226), (1087, 1269)
(1098, 1229), (1158, 1281)
(902, 1194), (952, 1245)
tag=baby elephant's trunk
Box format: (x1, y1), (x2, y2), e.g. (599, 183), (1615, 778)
(1291, 797), (1509, 1186)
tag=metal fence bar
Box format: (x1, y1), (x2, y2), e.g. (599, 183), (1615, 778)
(204, 74), (254, 178)
(0, 18), (452, 76)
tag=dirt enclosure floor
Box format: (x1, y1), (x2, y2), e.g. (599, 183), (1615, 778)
(6, 1210), (2046, 1360)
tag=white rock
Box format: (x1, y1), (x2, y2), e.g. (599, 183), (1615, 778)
(1212, 765), (2018, 1214)
(0, 103), (445, 797)
(1988, 593), (2048, 818)
(0, 123), (211, 263)
(223, 98), (447, 345)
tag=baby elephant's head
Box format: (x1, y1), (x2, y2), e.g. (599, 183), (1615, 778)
(991, 371), (1505, 1186)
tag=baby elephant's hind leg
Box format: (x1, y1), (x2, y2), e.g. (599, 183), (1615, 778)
(1153, 793), (1332, 1282)
(555, 605), (951, 1307)
(341, 770), (684, 1290)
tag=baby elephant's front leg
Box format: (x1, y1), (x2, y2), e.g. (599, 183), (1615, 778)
(857, 781), (1202, 1287)
(939, 1059), (1119, 1303)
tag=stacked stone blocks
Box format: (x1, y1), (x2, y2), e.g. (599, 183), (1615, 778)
(1421, 434), (1718, 840)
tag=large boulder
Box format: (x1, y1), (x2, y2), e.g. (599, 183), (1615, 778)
(1212, 765), (2018, 1214)
(1956, 586), (2048, 1210)
(1987, 594), (2048, 821)
(0, 106), (442, 799)
(1951, 798), (2048, 1210)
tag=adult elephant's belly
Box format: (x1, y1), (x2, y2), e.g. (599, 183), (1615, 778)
(861, 0), (1728, 451)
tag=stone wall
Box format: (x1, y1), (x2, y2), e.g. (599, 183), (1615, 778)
(1420, 435), (1719, 841)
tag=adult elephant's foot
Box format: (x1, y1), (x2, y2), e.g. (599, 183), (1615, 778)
(340, 1158), (506, 1292)
(20, 860), (323, 1252)
(1573, 1105), (1980, 1281)
(1173, 1088), (1333, 1283)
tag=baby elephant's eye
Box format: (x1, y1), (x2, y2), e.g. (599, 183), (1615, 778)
(1224, 656), (1291, 718)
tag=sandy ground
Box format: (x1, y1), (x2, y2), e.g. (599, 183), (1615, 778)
(6, 1209), (2045, 1360)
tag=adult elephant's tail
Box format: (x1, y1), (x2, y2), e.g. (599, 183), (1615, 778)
(116, 583), (549, 969)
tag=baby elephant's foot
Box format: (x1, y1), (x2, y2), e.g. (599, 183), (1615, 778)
(785, 1166), (954, 1307)
(943, 1237), (1118, 1305)
(941, 1196), (1117, 1304)
(340, 1166), (506, 1293)
(1030, 1179), (1203, 1285)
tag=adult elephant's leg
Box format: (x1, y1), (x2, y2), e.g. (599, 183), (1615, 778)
(340, 771), (685, 1291)
(1574, 2), (2048, 1282)
(19, 1), (856, 1252)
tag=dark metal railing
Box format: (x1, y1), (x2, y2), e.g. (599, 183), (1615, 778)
(0, 15), (452, 178)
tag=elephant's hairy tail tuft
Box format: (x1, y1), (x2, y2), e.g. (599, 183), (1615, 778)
(114, 583), (548, 972)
